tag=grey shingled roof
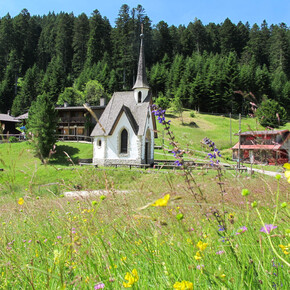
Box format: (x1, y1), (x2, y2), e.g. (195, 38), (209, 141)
(14, 112), (29, 120)
(91, 91), (151, 137)
(0, 114), (19, 122)
(235, 129), (289, 136)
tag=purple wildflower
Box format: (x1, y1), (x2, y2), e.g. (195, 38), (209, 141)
(236, 226), (248, 235)
(260, 224), (277, 234)
(202, 137), (221, 166)
(57, 236), (62, 239)
(28, 240), (32, 243)
(216, 250), (225, 255)
(196, 264), (204, 270)
(174, 160), (182, 166)
(218, 225), (225, 232)
(94, 282), (105, 289)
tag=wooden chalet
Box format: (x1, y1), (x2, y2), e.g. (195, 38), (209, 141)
(232, 130), (290, 164)
(0, 112), (20, 134)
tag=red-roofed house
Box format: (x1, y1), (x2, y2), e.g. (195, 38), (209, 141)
(231, 130), (290, 164)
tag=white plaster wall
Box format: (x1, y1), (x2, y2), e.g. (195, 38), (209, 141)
(134, 88), (149, 103)
(93, 136), (106, 161)
(141, 107), (155, 160)
(106, 112), (140, 160)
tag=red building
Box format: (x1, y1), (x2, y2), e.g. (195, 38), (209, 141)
(232, 130), (290, 164)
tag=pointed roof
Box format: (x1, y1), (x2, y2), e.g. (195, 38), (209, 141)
(91, 91), (152, 137)
(132, 33), (149, 89)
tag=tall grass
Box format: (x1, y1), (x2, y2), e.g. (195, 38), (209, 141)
(0, 111), (289, 288)
(0, 167), (288, 288)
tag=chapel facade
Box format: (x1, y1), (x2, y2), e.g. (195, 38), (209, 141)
(91, 33), (156, 166)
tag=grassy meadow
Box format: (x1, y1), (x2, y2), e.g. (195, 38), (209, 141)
(0, 111), (289, 289)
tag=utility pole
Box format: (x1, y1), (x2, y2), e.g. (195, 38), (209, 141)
(229, 113), (232, 146)
(237, 113), (241, 171)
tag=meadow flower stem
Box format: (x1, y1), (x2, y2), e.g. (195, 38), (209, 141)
(272, 178), (280, 226)
(255, 208), (290, 267)
(245, 196), (249, 225)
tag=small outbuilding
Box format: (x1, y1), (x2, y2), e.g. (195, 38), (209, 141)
(232, 129), (290, 164)
(0, 112), (20, 135)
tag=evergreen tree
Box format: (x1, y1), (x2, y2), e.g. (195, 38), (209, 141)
(0, 13), (14, 80)
(55, 12), (74, 74)
(87, 10), (111, 66)
(221, 52), (239, 112)
(269, 23), (290, 78)
(0, 50), (19, 113)
(37, 13), (57, 71)
(11, 64), (40, 115)
(256, 98), (288, 128)
(27, 93), (58, 163)
(42, 56), (67, 102)
(255, 64), (271, 103)
(219, 18), (238, 55)
(72, 13), (90, 76)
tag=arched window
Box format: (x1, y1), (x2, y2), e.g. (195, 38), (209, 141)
(138, 91), (142, 103)
(120, 129), (128, 154)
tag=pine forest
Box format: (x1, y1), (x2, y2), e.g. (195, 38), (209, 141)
(0, 4), (290, 119)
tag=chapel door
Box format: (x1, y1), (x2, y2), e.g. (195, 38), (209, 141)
(145, 142), (149, 164)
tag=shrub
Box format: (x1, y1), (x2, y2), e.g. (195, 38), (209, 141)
(190, 111), (195, 118)
(9, 136), (19, 143)
(155, 93), (170, 110)
(256, 99), (288, 128)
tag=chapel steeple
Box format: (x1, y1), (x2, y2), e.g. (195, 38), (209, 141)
(133, 26), (150, 103)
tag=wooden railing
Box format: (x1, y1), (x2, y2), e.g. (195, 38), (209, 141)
(56, 134), (93, 142)
(0, 134), (26, 141)
(0, 134), (93, 143)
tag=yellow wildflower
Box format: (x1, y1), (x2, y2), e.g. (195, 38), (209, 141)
(151, 194), (170, 207)
(123, 269), (138, 288)
(194, 251), (202, 260)
(18, 198), (24, 205)
(121, 256), (127, 262)
(196, 241), (208, 251)
(173, 280), (193, 290)
(285, 170), (290, 183)
(279, 244), (289, 255)
(284, 163), (290, 183)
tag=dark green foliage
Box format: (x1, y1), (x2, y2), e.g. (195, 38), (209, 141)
(256, 99), (288, 128)
(155, 92), (170, 110)
(0, 7), (290, 119)
(57, 87), (83, 106)
(11, 65), (41, 116)
(27, 93), (58, 163)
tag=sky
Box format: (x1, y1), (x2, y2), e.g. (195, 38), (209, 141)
(0, 0), (289, 27)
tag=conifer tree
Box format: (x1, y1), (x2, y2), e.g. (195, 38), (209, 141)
(27, 93), (58, 163)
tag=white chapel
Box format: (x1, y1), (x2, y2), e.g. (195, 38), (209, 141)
(91, 33), (156, 166)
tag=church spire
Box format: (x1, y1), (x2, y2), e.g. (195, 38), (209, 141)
(133, 25), (149, 89)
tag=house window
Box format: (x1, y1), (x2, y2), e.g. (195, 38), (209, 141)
(120, 129), (128, 153)
(97, 139), (102, 148)
(138, 91), (142, 103)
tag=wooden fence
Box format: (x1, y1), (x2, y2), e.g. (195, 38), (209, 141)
(0, 134), (93, 143)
